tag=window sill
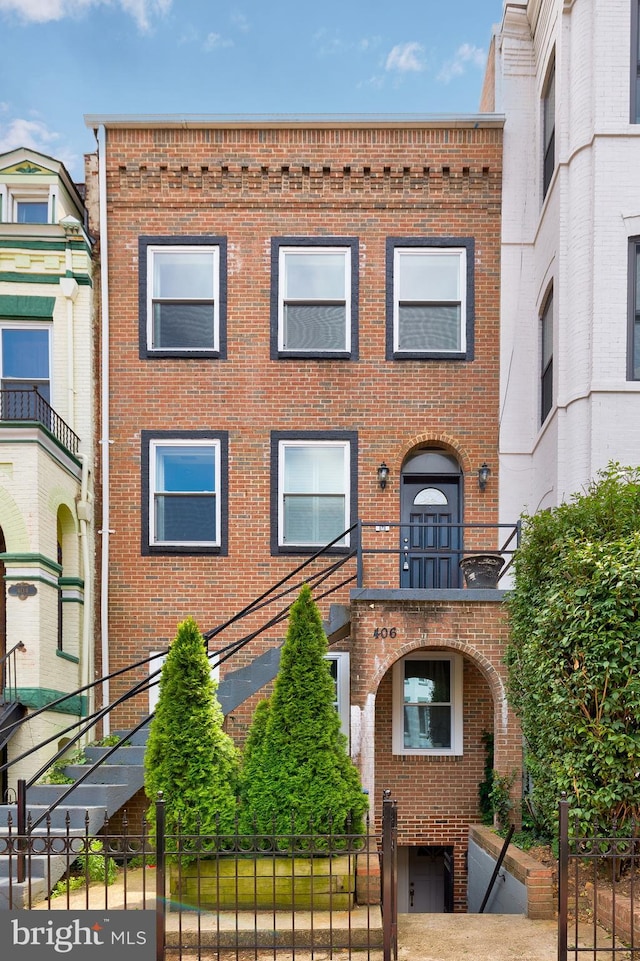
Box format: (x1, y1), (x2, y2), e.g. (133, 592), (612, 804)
(143, 544), (225, 556)
(141, 349), (221, 360)
(390, 351), (469, 361)
(274, 350), (353, 361)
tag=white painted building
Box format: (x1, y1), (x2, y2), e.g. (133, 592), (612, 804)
(482, 0), (640, 519)
(0, 148), (95, 789)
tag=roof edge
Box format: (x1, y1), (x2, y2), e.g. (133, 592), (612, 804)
(84, 112), (505, 131)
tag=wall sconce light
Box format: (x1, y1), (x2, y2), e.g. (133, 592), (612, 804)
(377, 462), (390, 490)
(478, 463), (491, 491)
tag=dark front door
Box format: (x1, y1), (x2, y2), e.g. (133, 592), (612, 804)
(400, 476), (462, 588)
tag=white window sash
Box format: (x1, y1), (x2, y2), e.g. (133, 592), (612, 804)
(392, 653), (463, 756)
(325, 651), (350, 742)
(147, 245), (220, 351)
(393, 247), (466, 354)
(149, 438), (220, 547)
(278, 246), (351, 352)
(278, 440), (350, 547)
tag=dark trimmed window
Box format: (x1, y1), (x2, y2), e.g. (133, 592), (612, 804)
(632, 1), (640, 122)
(543, 55), (556, 198)
(541, 288), (553, 424)
(271, 238), (358, 359)
(386, 238), (474, 360)
(141, 430), (228, 555)
(271, 431), (357, 553)
(139, 236), (227, 359)
(629, 238), (640, 379)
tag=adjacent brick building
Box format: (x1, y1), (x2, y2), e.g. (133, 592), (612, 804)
(85, 114), (519, 912)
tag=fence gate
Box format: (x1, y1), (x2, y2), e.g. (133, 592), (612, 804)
(558, 796), (640, 960)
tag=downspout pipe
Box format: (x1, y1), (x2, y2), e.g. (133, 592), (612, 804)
(77, 454), (93, 723)
(97, 124), (111, 732)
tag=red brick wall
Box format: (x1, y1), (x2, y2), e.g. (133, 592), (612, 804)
(349, 597), (520, 911)
(86, 121), (504, 728)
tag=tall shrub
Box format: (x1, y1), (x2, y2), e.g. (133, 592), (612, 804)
(507, 465), (640, 831)
(144, 616), (239, 837)
(240, 585), (367, 838)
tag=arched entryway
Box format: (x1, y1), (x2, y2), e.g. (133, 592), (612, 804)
(400, 449), (463, 588)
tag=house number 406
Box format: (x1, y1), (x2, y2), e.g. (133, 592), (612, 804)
(373, 627), (397, 639)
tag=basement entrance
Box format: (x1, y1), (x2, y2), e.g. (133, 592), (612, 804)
(398, 845), (454, 913)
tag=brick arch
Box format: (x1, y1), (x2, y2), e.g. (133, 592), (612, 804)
(399, 433), (473, 476)
(368, 634), (505, 708)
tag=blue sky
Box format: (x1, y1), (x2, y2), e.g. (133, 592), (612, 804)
(0, 0), (504, 182)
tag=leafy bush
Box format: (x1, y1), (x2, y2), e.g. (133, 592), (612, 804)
(239, 585), (367, 843)
(507, 464), (640, 832)
(144, 616), (239, 842)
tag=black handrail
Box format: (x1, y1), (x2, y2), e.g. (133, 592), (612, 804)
(355, 519), (520, 588)
(1, 534), (359, 829)
(0, 640), (26, 703)
(479, 824), (515, 913)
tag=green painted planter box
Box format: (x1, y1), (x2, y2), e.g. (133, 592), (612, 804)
(170, 855), (356, 911)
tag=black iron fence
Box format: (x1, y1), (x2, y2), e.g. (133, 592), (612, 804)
(0, 388), (79, 456)
(0, 794), (398, 961)
(559, 797), (640, 960)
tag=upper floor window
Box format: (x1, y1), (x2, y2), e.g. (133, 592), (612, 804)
(386, 238), (474, 360)
(271, 238), (358, 359)
(142, 431), (228, 555)
(392, 654), (463, 756)
(272, 432), (357, 552)
(0, 324), (51, 420)
(629, 238), (640, 379)
(139, 237), (227, 359)
(542, 55), (556, 198)
(540, 288), (553, 423)
(0, 185), (54, 224)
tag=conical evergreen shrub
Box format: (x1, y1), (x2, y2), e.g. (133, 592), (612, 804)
(144, 616), (239, 840)
(240, 585), (367, 841)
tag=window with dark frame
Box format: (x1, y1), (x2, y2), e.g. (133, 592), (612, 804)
(541, 288), (554, 424)
(141, 431), (228, 555)
(271, 238), (358, 359)
(543, 55), (556, 198)
(385, 238), (474, 361)
(629, 238), (640, 380)
(271, 431), (357, 554)
(138, 236), (227, 359)
(633, 0), (640, 122)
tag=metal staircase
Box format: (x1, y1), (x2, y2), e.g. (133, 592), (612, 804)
(0, 542), (355, 907)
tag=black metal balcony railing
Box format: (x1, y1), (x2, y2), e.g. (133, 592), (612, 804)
(0, 388), (79, 456)
(355, 519), (520, 589)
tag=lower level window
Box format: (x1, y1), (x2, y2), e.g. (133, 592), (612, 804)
(392, 654), (463, 755)
(149, 438), (220, 547)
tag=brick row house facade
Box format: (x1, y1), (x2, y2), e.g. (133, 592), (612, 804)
(83, 114), (520, 913)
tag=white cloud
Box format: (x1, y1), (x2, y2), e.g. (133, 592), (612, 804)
(230, 10), (249, 32)
(0, 116), (79, 176)
(0, 0), (172, 32)
(438, 43), (486, 84)
(385, 42), (426, 74)
(203, 31), (234, 51)
(313, 28), (381, 58)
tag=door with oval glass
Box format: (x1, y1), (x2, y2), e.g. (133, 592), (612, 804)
(400, 474), (462, 588)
